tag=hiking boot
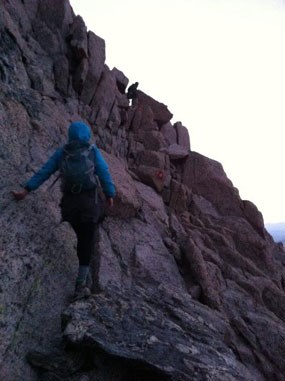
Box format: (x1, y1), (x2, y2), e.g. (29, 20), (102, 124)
(73, 283), (91, 301)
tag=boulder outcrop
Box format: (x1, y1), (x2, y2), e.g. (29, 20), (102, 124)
(1, 1), (285, 381)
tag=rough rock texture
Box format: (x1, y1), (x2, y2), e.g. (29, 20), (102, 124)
(1, 1), (285, 381)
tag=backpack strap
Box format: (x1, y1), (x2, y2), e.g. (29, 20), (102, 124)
(47, 173), (61, 190)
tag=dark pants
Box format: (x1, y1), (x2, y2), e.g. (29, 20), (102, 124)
(60, 189), (104, 266)
(70, 221), (96, 266)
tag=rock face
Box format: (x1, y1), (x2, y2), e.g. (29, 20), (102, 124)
(1, 1), (285, 381)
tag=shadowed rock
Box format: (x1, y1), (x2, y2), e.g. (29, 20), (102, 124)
(61, 286), (256, 381)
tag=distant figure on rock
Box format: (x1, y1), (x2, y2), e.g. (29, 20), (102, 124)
(127, 81), (139, 107)
(12, 121), (116, 300)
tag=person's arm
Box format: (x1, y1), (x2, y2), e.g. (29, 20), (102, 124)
(13, 148), (63, 200)
(93, 146), (116, 201)
(12, 188), (29, 201)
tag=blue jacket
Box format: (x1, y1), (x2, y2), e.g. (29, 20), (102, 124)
(25, 122), (116, 198)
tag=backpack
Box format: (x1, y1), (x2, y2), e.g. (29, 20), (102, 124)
(60, 141), (97, 193)
(127, 83), (137, 99)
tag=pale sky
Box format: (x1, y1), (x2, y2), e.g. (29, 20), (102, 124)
(70, 0), (285, 223)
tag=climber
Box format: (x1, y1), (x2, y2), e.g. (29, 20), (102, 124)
(12, 121), (116, 300)
(127, 81), (139, 107)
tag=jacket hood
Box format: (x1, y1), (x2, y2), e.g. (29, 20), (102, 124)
(68, 121), (91, 142)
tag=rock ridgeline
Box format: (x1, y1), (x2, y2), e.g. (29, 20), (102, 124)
(1, 1), (285, 380)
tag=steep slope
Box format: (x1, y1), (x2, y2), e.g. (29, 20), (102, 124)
(1, 1), (285, 380)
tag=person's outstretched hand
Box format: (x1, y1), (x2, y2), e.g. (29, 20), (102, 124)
(12, 189), (29, 201)
(107, 197), (114, 207)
